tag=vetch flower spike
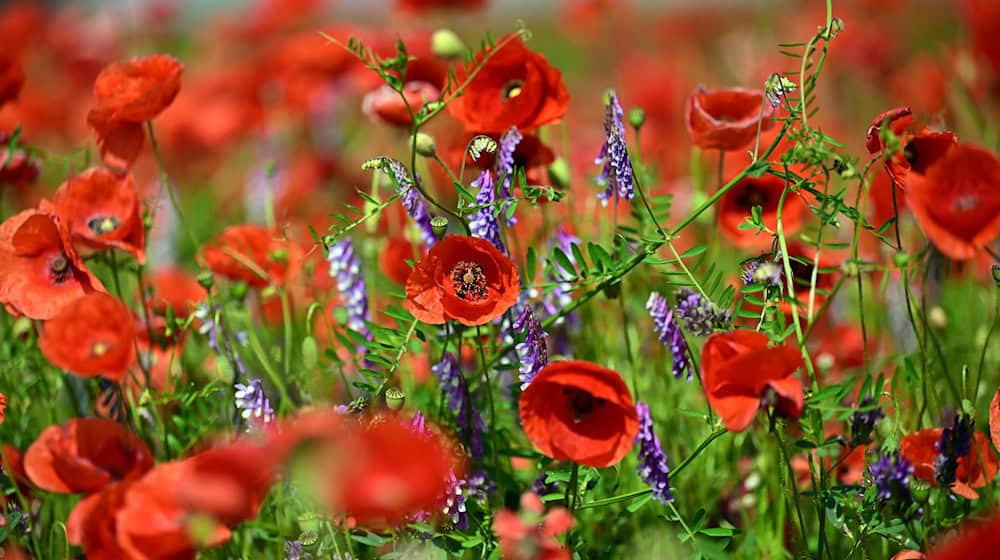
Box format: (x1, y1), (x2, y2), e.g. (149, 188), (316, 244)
(646, 292), (690, 380)
(635, 402), (674, 504)
(595, 90), (635, 205)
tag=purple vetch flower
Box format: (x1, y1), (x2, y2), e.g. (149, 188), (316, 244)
(934, 411), (975, 488)
(495, 127), (522, 226)
(646, 292), (690, 380)
(635, 402), (674, 504)
(532, 472), (560, 497)
(513, 306), (548, 388)
(432, 353), (486, 459)
(327, 238), (371, 340)
(234, 378), (274, 431)
(469, 169), (506, 253)
(465, 468), (494, 502)
(674, 288), (733, 336)
(869, 452), (919, 516)
(595, 91), (635, 205)
(367, 157), (436, 247)
(849, 396), (884, 447)
(284, 540), (312, 560)
(443, 470), (469, 530)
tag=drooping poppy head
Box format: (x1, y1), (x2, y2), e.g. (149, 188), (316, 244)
(404, 235), (520, 326)
(91, 54), (183, 123)
(379, 235), (417, 285)
(144, 266), (207, 319)
(24, 417), (153, 494)
(701, 330), (804, 432)
(904, 143), (1000, 260)
(363, 81), (441, 127)
(38, 292), (137, 382)
(925, 514), (1000, 560)
(899, 428), (998, 499)
(448, 34), (569, 134)
(520, 360), (639, 467)
(685, 86), (775, 152)
(717, 173), (804, 249)
(201, 224), (297, 288)
(86, 112), (146, 172)
(52, 168), (146, 263)
(0, 208), (105, 320)
(0, 53), (24, 107)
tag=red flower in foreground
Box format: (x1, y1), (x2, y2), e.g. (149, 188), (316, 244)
(24, 418), (153, 494)
(39, 292), (137, 382)
(404, 235), (519, 326)
(701, 330), (804, 432)
(0, 208), (104, 320)
(520, 360), (639, 467)
(904, 143), (1000, 260)
(397, 0), (486, 12)
(717, 173), (805, 249)
(448, 35), (569, 133)
(177, 440), (278, 527)
(87, 54), (183, 170)
(201, 224), (297, 288)
(685, 86), (775, 152)
(53, 168), (146, 263)
(900, 428), (998, 499)
(924, 514), (1000, 560)
(493, 492), (573, 560)
(0, 53), (24, 107)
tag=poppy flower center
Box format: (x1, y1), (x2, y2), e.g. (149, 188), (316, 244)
(952, 194), (978, 212)
(450, 261), (488, 301)
(87, 215), (121, 235)
(501, 80), (525, 102)
(49, 252), (72, 284)
(91, 342), (109, 357)
(737, 186), (770, 209)
(562, 387), (606, 423)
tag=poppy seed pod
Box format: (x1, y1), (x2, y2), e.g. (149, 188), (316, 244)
(431, 29), (466, 59)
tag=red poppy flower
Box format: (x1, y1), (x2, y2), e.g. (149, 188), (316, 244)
(0, 54), (24, 107)
(865, 107), (957, 191)
(0, 208), (105, 320)
(717, 173), (805, 249)
(91, 54), (183, 123)
(178, 440), (278, 527)
(201, 224), (298, 288)
(925, 514), (1000, 560)
(0, 133), (40, 186)
(0, 392), (5, 425)
(379, 235), (417, 285)
(685, 86), (775, 152)
(66, 480), (133, 559)
(39, 292), (137, 382)
(448, 35), (569, 133)
(520, 360), (639, 467)
(493, 492), (573, 560)
(701, 330), (804, 432)
(900, 428), (998, 499)
(24, 418), (153, 494)
(904, 143), (1000, 260)
(144, 266), (207, 319)
(52, 168), (146, 263)
(397, 0), (486, 11)
(404, 235), (520, 326)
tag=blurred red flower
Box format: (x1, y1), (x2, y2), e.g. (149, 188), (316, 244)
(904, 143), (1000, 260)
(404, 235), (519, 326)
(717, 173), (805, 249)
(0, 132), (40, 187)
(865, 107), (956, 189)
(0, 392), (5, 425)
(379, 235), (417, 285)
(925, 513), (1000, 560)
(143, 266), (207, 319)
(0, 208), (105, 320)
(52, 167), (146, 263)
(39, 292), (137, 382)
(448, 35), (569, 133)
(900, 428), (998, 499)
(685, 86), (775, 152)
(24, 418), (153, 494)
(201, 224), (299, 288)
(519, 360), (639, 467)
(701, 330), (804, 432)
(493, 492), (573, 560)
(397, 0), (486, 12)
(0, 53), (24, 107)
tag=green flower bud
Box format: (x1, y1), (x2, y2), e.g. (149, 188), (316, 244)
(301, 336), (318, 370)
(231, 281), (248, 301)
(385, 387), (406, 411)
(431, 29), (466, 59)
(196, 270), (215, 290)
(892, 251), (909, 269)
(414, 132), (436, 158)
(628, 107), (646, 130)
(547, 158), (571, 190)
(431, 216), (449, 238)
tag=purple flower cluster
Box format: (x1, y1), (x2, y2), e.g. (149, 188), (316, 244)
(284, 540), (312, 560)
(432, 353), (486, 459)
(234, 378), (274, 431)
(469, 169), (506, 253)
(327, 238), (371, 340)
(849, 396), (883, 446)
(675, 288), (732, 336)
(646, 292), (690, 380)
(513, 306), (548, 388)
(635, 402), (674, 504)
(934, 411), (975, 488)
(443, 470), (469, 530)
(869, 452), (917, 515)
(595, 91), (635, 205)
(495, 127), (522, 226)
(532, 472), (560, 497)
(379, 157), (436, 247)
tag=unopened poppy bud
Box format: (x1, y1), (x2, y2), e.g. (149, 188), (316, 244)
(196, 270), (214, 290)
(628, 107), (646, 130)
(928, 306), (947, 330)
(385, 387), (406, 410)
(431, 216), (449, 238)
(892, 251), (909, 268)
(431, 29), (466, 59)
(231, 281), (248, 301)
(301, 336), (318, 370)
(547, 158), (571, 190)
(414, 132), (436, 158)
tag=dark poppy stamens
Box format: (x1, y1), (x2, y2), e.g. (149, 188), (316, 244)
(563, 387), (605, 423)
(501, 79), (525, 101)
(49, 252), (72, 284)
(87, 215), (121, 235)
(736, 186), (769, 209)
(450, 261), (488, 301)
